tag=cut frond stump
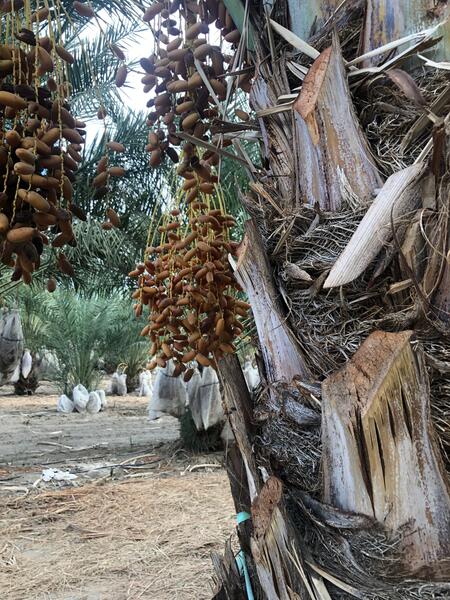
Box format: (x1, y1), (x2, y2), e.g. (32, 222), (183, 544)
(251, 31), (381, 212)
(293, 35), (382, 211)
(249, 477), (309, 600)
(322, 330), (450, 579)
(234, 220), (309, 386)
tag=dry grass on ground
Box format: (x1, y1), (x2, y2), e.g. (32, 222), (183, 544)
(0, 387), (235, 600)
(1, 471), (234, 600)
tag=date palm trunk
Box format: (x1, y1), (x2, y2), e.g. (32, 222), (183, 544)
(213, 1), (450, 598)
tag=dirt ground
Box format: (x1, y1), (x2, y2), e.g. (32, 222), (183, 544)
(0, 384), (235, 600)
(0, 382), (180, 468)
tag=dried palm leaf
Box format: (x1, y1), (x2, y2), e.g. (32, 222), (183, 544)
(349, 22), (443, 66)
(269, 19), (320, 60)
(324, 162), (426, 288)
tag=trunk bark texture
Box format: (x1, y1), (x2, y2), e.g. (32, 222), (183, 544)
(362, 1), (450, 63)
(214, 0), (450, 598)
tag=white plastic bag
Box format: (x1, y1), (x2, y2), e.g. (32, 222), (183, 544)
(186, 368), (203, 430)
(189, 367), (224, 431)
(243, 360), (260, 391)
(42, 468), (77, 482)
(137, 371), (144, 394)
(220, 419), (234, 444)
(57, 394), (74, 413)
(109, 371), (127, 395)
(0, 309), (23, 385)
(148, 406), (164, 420)
(95, 389), (107, 410)
(199, 367), (224, 430)
(141, 382), (151, 397)
(21, 349), (32, 379)
(109, 372), (118, 394)
(73, 384), (89, 413)
(39, 351), (59, 379)
(186, 367), (201, 400)
(9, 363), (20, 383)
(86, 391), (102, 414)
(116, 373), (127, 396)
(148, 360), (187, 420)
(138, 370), (153, 396)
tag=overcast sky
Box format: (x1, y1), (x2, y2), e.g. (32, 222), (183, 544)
(83, 14), (150, 144)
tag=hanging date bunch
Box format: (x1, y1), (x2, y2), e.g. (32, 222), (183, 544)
(92, 139), (126, 230)
(130, 174), (249, 379)
(141, 0), (253, 167)
(0, 1), (87, 286)
(73, 1), (128, 232)
(130, 0), (254, 376)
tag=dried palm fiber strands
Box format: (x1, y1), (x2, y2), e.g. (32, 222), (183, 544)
(2, 473), (233, 600)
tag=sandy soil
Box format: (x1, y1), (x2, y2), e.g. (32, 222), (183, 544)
(0, 386), (235, 600)
(0, 382), (179, 469)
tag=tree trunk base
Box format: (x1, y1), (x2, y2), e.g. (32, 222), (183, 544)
(322, 330), (450, 579)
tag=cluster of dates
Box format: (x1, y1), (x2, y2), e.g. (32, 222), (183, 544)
(141, 0), (252, 168)
(130, 0), (254, 374)
(131, 195), (249, 379)
(0, 2), (129, 287)
(0, 3), (87, 287)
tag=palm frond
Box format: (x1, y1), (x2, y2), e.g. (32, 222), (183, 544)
(63, 218), (148, 291)
(67, 22), (142, 119)
(56, 1), (144, 38)
(74, 107), (169, 218)
(6, 288), (144, 394)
